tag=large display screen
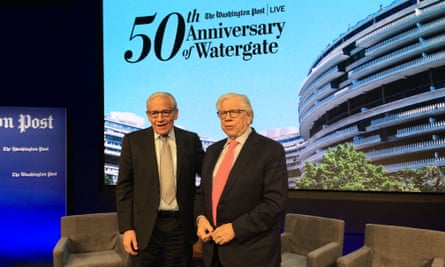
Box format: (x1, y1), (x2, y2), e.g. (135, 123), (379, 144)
(0, 107), (66, 264)
(103, 0), (445, 192)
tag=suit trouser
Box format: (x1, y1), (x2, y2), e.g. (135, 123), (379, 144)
(131, 211), (192, 267)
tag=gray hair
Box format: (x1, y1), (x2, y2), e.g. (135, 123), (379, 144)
(146, 91), (177, 110)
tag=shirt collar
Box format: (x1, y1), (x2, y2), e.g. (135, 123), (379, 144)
(224, 127), (251, 147)
(154, 128), (176, 140)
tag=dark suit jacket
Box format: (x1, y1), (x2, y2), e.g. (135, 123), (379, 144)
(194, 129), (288, 267)
(116, 126), (204, 250)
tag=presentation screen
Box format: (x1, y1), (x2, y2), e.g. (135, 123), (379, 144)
(103, 0), (445, 193)
(0, 107), (66, 264)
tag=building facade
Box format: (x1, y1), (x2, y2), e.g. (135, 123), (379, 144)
(298, 0), (445, 174)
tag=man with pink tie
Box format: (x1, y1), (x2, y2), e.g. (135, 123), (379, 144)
(194, 92), (288, 267)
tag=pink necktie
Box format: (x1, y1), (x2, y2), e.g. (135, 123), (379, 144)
(212, 140), (238, 225)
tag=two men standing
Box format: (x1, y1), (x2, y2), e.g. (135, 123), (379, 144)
(116, 92), (287, 267)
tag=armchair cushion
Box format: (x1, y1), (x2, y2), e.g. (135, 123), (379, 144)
(65, 250), (125, 267)
(281, 252), (307, 267)
(432, 257), (445, 267)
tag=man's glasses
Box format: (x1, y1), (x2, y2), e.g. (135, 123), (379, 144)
(146, 109), (176, 117)
(216, 109), (246, 119)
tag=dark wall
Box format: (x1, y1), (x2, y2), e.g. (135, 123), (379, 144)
(2, 0), (444, 237)
(0, 0), (108, 214)
(286, 191), (445, 234)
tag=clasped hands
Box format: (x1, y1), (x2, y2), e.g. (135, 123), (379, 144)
(197, 216), (235, 245)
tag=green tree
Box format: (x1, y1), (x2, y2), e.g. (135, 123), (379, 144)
(421, 165), (445, 192)
(389, 165), (445, 192)
(295, 143), (406, 191)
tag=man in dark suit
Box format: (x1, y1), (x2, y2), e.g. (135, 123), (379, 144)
(194, 92), (288, 267)
(116, 92), (204, 267)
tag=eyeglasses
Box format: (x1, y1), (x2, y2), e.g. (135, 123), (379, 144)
(216, 109), (247, 118)
(146, 109), (176, 117)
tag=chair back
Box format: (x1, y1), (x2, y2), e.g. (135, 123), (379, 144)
(365, 224), (445, 266)
(284, 213), (344, 255)
(61, 212), (120, 252)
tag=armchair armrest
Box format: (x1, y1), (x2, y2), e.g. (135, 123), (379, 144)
(53, 237), (72, 267)
(307, 242), (342, 267)
(431, 257), (445, 267)
(116, 234), (130, 265)
(337, 247), (371, 267)
(281, 232), (292, 253)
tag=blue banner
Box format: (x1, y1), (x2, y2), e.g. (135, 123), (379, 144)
(0, 107), (66, 264)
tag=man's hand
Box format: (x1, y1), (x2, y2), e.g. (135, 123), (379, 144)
(196, 216), (214, 243)
(211, 223), (235, 245)
(123, 229), (138, 255)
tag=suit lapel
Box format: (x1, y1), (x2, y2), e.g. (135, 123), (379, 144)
(144, 128), (159, 181)
(174, 127), (182, 186)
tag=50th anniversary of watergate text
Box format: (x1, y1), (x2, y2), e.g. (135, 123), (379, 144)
(124, 4), (287, 63)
